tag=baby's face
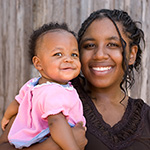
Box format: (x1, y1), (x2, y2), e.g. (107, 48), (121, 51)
(34, 30), (81, 84)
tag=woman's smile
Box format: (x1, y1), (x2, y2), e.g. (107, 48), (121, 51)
(90, 65), (113, 76)
(92, 66), (112, 71)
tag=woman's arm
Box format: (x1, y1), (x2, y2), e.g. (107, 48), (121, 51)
(0, 116), (17, 150)
(0, 115), (87, 150)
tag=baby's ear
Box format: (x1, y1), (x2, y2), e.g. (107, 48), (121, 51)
(128, 45), (138, 65)
(32, 56), (42, 71)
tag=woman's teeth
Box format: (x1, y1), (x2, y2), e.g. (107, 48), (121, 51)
(92, 66), (111, 71)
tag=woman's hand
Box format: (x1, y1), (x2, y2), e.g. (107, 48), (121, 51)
(72, 122), (87, 150)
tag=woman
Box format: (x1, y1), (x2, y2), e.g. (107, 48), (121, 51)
(73, 9), (150, 150)
(0, 9), (150, 150)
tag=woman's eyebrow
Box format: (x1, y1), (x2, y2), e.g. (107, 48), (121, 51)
(80, 36), (120, 46)
(107, 36), (120, 41)
(80, 38), (95, 45)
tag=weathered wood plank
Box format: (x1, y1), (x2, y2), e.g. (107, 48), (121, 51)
(0, 0), (32, 134)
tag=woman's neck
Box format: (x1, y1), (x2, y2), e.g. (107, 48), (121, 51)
(84, 81), (129, 127)
(85, 80), (128, 106)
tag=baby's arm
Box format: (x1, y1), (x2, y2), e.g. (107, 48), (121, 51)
(48, 112), (80, 150)
(0, 115), (87, 150)
(1, 99), (19, 130)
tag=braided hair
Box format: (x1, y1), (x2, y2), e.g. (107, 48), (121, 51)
(78, 9), (145, 96)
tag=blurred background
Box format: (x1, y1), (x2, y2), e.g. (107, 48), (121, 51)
(0, 0), (150, 134)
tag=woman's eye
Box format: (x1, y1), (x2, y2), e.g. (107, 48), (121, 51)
(83, 43), (96, 49)
(107, 43), (119, 48)
(53, 53), (62, 56)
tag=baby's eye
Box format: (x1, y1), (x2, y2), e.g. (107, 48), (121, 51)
(71, 53), (79, 57)
(83, 43), (96, 49)
(53, 53), (62, 56)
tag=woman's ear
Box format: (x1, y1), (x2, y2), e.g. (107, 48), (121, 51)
(128, 45), (138, 65)
(32, 56), (42, 71)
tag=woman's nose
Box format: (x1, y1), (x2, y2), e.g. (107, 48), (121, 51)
(93, 46), (109, 60)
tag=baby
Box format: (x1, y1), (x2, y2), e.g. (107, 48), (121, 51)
(1, 22), (86, 150)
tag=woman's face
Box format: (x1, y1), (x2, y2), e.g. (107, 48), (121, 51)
(80, 18), (132, 89)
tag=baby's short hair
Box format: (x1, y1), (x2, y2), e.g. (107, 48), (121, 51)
(28, 22), (76, 63)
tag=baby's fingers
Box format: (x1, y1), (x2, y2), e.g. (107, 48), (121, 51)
(1, 118), (9, 131)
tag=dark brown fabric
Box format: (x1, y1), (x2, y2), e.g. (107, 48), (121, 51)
(72, 77), (150, 150)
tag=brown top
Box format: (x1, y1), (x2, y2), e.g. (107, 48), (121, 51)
(72, 77), (150, 150)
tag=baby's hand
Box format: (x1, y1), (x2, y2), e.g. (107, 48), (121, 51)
(1, 117), (10, 131)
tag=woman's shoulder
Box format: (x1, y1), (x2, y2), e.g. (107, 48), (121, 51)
(128, 97), (150, 118)
(129, 97), (150, 128)
(129, 97), (150, 113)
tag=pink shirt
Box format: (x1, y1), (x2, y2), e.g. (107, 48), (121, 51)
(8, 78), (86, 147)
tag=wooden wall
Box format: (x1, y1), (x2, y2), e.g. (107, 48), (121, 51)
(0, 0), (150, 134)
